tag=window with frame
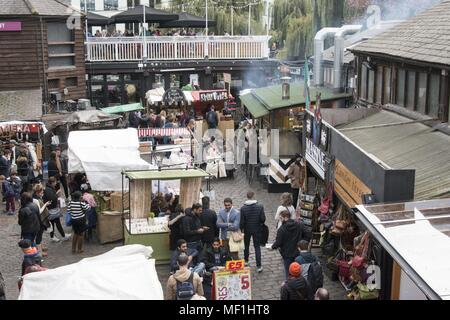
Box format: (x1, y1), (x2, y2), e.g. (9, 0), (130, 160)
(48, 79), (60, 90)
(417, 72), (427, 114)
(104, 0), (119, 10)
(65, 77), (78, 87)
(428, 73), (440, 118)
(406, 71), (416, 110)
(47, 23), (75, 69)
(396, 68), (406, 107)
(376, 66), (383, 104)
(80, 0), (95, 11)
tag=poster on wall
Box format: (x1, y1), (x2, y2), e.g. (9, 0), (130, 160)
(213, 262), (252, 300)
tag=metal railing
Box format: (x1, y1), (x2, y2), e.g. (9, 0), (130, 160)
(85, 36), (271, 62)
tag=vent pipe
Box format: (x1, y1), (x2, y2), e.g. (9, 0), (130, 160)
(333, 25), (362, 90)
(314, 28), (340, 87)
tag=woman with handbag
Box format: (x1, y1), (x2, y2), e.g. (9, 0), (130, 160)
(68, 191), (90, 254)
(32, 184), (51, 257)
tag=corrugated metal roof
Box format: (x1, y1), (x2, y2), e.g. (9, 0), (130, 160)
(340, 110), (450, 200)
(250, 83), (351, 111)
(350, 0), (450, 66)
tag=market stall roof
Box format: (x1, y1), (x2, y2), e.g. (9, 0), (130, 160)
(18, 245), (163, 300)
(43, 110), (122, 131)
(240, 93), (269, 118)
(101, 103), (143, 114)
(239, 84), (351, 118)
(356, 198), (450, 300)
(125, 168), (209, 180)
(110, 5), (178, 23)
(339, 110), (450, 200)
(159, 12), (216, 28)
(68, 128), (155, 191)
(87, 11), (111, 26)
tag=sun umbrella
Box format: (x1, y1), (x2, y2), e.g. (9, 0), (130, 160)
(159, 12), (216, 28)
(110, 5), (178, 24)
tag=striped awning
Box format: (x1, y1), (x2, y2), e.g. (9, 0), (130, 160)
(138, 127), (191, 138)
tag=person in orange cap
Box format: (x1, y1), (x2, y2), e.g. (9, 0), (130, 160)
(280, 262), (311, 300)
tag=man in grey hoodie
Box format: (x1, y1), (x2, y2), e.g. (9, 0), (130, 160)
(240, 191), (266, 272)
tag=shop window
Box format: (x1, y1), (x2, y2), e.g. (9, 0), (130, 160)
(107, 75), (120, 82)
(406, 71), (416, 110)
(65, 77), (78, 87)
(376, 66), (383, 104)
(107, 84), (121, 105)
(91, 75), (104, 82)
(104, 0), (119, 10)
(91, 84), (105, 108)
(383, 67), (391, 104)
(417, 72), (428, 114)
(428, 73), (440, 118)
(360, 64), (368, 100)
(127, 0), (141, 7)
(396, 69), (406, 107)
(48, 79), (59, 90)
(368, 70), (375, 103)
(47, 23), (75, 69)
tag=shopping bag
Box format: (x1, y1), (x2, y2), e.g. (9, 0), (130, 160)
(59, 197), (67, 208)
(218, 161), (227, 178)
(229, 234), (244, 252)
(65, 211), (72, 227)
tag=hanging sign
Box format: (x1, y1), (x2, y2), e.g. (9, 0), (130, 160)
(162, 87), (186, 105)
(334, 159), (372, 208)
(198, 90), (228, 102)
(0, 22), (22, 32)
(213, 267), (252, 300)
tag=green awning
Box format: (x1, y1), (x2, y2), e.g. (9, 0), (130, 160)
(240, 93), (269, 118)
(101, 103), (144, 114)
(124, 169), (210, 180)
(251, 84), (352, 111)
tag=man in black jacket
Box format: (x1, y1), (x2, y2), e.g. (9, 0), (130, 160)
(200, 196), (218, 249)
(18, 192), (40, 243)
(240, 191), (265, 272)
(201, 238), (231, 272)
(182, 203), (206, 252)
(271, 210), (307, 279)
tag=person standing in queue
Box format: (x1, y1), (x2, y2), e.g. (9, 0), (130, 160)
(217, 198), (240, 260)
(182, 203), (207, 253)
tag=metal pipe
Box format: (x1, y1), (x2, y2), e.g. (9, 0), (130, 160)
(313, 27), (340, 87)
(333, 25), (362, 90)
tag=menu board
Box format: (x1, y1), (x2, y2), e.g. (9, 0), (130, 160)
(213, 268), (252, 300)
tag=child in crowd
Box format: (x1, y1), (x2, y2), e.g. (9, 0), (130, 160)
(2, 174), (18, 215)
(18, 239), (42, 276)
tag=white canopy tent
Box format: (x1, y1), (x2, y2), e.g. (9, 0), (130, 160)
(68, 128), (156, 191)
(18, 245), (164, 300)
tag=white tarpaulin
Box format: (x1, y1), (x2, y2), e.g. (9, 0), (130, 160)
(18, 245), (164, 300)
(68, 128), (155, 191)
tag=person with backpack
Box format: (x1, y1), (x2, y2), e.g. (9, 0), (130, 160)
(206, 105), (218, 129)
(271, 210), (308, 280)
(295, 240), (323, 297)
(280, 262), (310, 301)
(166, 253), (204, 300)
(240, 191), (265, 272)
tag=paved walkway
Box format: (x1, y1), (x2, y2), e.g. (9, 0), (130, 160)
(0, 168), (347, 300)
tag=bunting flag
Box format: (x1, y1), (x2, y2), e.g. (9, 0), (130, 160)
(304, 57), (311, 110)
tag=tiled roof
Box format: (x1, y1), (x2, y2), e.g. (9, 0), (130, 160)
(350, 0), (450, 66)
(0, 0), (78, 16)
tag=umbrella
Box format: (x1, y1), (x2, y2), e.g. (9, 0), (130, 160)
(159, 12), (216, 28)
(86, 12), (111, 26)
(110, 5), (178, 24)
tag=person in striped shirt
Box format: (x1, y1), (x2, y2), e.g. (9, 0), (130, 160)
(68, 191), (90, 254)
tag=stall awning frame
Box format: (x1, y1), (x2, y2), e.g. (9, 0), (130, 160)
(101, 103), (144, 114)
(124, 168), (209, 181)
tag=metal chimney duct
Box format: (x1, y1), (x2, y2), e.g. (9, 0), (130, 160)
(314, 28), (340, 87)
(333, 25), (362, 91)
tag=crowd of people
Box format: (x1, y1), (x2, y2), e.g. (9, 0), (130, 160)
(163, 189), (330, 301)
(90, 28), (208, 38)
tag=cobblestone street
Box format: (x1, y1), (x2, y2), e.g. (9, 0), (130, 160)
(0, 168), (347, 300)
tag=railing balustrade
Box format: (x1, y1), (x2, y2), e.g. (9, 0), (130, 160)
(85, 36), (270, 62)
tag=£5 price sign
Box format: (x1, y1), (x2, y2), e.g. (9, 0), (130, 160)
(213, 268), (252, 300)
(225, 259), (245, 271)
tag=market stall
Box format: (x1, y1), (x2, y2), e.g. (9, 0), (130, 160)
(18, 245), (164, 300)
(122, 168), (210, 264)
(68, 128), (155, 244)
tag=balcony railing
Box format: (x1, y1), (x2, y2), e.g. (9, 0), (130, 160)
(85, 36), (271, 62)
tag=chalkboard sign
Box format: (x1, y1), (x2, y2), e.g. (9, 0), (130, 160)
(162, 88), (186, 105)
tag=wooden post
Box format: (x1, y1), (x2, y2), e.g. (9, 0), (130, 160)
(180, 177), (202, 209)
(130, 179), (152, 218)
